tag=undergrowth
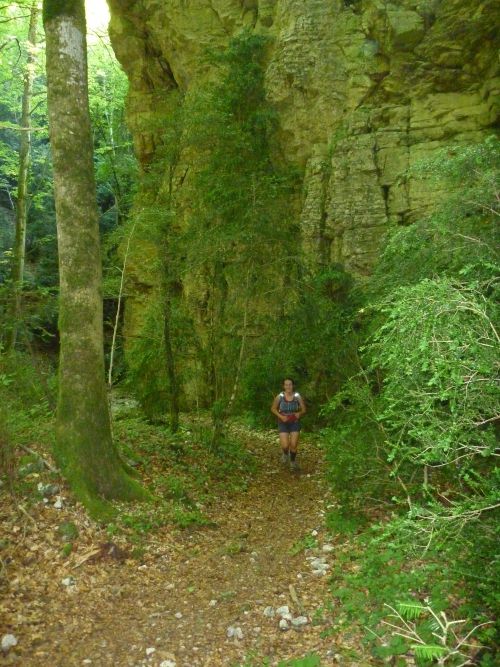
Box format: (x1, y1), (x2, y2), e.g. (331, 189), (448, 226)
(106, 404), (257, 540)
(324, 522), (498, 665)
(0, 360), (257, 549)
(320, 138), (499, 666)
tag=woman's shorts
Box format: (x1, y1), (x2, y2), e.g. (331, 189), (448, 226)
(278, 420), (301, 433)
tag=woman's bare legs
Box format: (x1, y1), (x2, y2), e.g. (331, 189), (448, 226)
(279, 432), (290, 454)
(289, 431), (300, 469)
(289, 431), (300, 453)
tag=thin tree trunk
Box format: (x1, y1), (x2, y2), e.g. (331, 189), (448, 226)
(5, 3), (39, 351)
(210, 269), (249, 448)
(108, 220), (136, 389)
(160, 254), (180, 433)
(226, 269), (250, 414)
(43, 0), (146, 511)
(163, 301), (180, 432)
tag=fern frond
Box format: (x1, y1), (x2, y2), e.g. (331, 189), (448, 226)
(396, 602), (427, 620)
(412, 644), (448, 660)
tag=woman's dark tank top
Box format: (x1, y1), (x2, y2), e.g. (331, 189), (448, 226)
(278, 392), (301, 414)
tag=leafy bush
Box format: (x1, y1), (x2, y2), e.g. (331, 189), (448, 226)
(0, 406), (15, 489)
(0, 351), (55, 411)
(322, 137), (499, 660)
(321, 376), (395, 519)
(239, 265), (357, 425)
(125, 299), (170, 420)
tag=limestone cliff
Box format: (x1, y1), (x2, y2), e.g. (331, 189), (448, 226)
(108, 0), (498, 277)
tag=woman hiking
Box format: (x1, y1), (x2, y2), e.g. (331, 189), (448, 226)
(271, 378), (306, 471)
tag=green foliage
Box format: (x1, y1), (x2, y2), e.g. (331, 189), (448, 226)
(328, 527), (495, 663)
(157, 474), (194, 506)
(396, 602), (427, 620)
(325, 509), (367, 535)
(0, 350), (55, 490)
(0, 5), (135, 351)
(368, 277), (498, 469)
(58, 521), (79, 541)
(326, 135), (498, 512)
(0, 405), (15, 488)
(320, 377), (394, 518)
(322, 137), (499, 662)
(289, 533), (318, 555)
(240, 264), (357, 425)
(110, 408), (256, 537)
(0, 283), (58, 351)
(88, 38), (136, 211)
(125, 301), (169, 419)
(90, 35), (138, 281)
(412, 645), (447, 661)
(60, 542), (73, 558)
(330, 528), (450, 631)
(0, 351), (54, 420)
(180, 30), (298, 417)
(124, 31), (300, 437)
(0, 2), (58, 344)
(277, 656), (321, 667)
(376, 601), (490, 665)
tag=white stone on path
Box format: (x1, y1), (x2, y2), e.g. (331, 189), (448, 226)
(145, 647), (155, 656)
(279, 618), (289, 631)
(226, 626), (243, 640)
(263, 606), (275, 618)
(61, 576), (76, 587)
(276, 605), (290, 617)
(291, 616), (309, 628)
(1, 634), (18, 652)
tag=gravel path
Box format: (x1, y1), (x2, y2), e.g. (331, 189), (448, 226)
(2, 428), (366, 666)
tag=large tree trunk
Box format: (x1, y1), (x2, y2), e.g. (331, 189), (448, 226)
(5, 2), (39, 351)
(43, 0), (145, 510)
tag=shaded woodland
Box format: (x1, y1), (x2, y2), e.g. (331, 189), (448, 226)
(0, 1), (498, 665)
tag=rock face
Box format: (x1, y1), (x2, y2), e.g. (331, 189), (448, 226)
(108, 0), (499, 277)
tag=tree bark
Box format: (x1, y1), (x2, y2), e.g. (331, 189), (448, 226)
(5, 2), (39, 351)
(43, 0), (145, 510)
(163, 298), (180, 432)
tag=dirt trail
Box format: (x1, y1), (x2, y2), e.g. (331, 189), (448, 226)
(2, 429), (365, 667)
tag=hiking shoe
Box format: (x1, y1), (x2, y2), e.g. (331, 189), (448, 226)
(281, 451), (290, 464)
(290, 459), (299, 472)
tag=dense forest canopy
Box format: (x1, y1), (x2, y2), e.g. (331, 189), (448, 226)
(0, 1), (498, 665)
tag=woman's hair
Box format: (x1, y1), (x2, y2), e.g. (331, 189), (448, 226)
(283, 377), (295, 387)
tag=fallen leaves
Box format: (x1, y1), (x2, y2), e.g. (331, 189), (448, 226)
(0, 422), (367, 666)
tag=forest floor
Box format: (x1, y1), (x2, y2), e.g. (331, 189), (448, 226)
(1, 414), (371, 667)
